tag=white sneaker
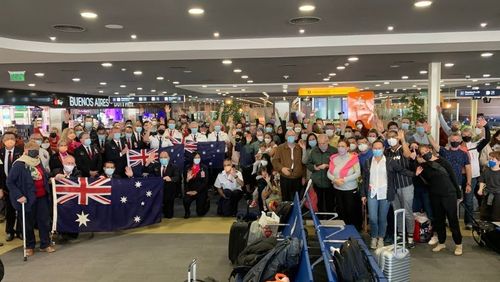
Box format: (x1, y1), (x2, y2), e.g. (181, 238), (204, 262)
(428, 235), (438, 245)
(370, 238), (377, 250)
(454, 244), (463, 256)
(432, 244), (446, 252)
(377, 237), (384, 248)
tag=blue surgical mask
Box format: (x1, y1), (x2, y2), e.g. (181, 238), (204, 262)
(168, 124), (175, 130)
(135, 127), (143, 134)
(75, 131), (83, 137)
(488, 160), (497, 168)
(35, 140), (42, 145)
(308, 140), (317, 147)
(83, 139), (92, 146)
(401, 123), (409, 130)
(113, 133), (121, 140)
(416, 127), (425, 135)
(193, 158), (201, 165)
(214, 125), (221, 132)
(98, 134), (106, 141)
(287, 136), (295, 144)
(191, 128), (198, 134)
(104, 168), (115, 176)
(265, 127), (273, 133)
(85, 122), (93, 129)
(373, 149), (384, 157)
(160, 158), (169, 166)
(125, 133), (133, 139)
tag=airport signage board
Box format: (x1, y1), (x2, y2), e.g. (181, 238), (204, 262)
(109, 95), (185, 104)
(298, 87), (359, 96)
(455, 89), (500, 97)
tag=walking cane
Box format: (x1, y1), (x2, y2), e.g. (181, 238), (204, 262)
(21, 202), (27, 262)
(362, 202), (368, 234)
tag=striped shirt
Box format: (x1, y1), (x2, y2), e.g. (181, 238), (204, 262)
(385, 146), (413, 189)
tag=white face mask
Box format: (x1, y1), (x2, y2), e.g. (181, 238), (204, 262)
(301, 133), (308, 141)
(344, 132), (353, 138)
(41, 143), (50, 149)
(294, 127), (302, 133)
(358, 143), (369, 152)
(349, 143), (357, 151)
(356, 124), (363, 130)
(367, 137), (377, 144)
(63, 164), (75, 173)
(388, 138), (398, 147)
(260, 160), (268, 167)
(325, 129), (334, 137)
(257, 136), (264, 142)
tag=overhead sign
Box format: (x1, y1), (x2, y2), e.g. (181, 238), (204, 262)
(109, 95), (185, 104)
(298, 87), (359, 96)
(8, 71), (25, 82)
(455, 89), (500, 97)
(68, 96), (110, 107)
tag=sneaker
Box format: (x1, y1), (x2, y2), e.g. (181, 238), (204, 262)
(454, 244), (463, 256)
(465, 224), (473, 230)
(370, 238), (377, 250)
(407, 238), (416, 249)
(428, 235), (438, 245)
(432, 244), (446, 252)
(377, 237), (384, 249)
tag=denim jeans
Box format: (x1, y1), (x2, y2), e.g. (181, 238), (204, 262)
(413, 182), (433, 221)
(461, 176), (477, 225)
(367, 196), (390, 238)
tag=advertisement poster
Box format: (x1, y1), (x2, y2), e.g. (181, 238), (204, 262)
(347, 91), (375, 128)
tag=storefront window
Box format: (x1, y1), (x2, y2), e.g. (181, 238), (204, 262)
(312, 97), (345, 120)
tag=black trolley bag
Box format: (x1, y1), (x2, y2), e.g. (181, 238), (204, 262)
(228, 199), (256, 264)
(461, 201), (500, 254)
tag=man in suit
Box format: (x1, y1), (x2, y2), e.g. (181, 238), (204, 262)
(83, 115), (99, 145)
(96, 127), (108, 154)
(145, 151), (180, 218)
(105, 127), (128, 177)
(123, 126), (143, 150)
(0, 132), (23, 241)
(74, 132), (102, 177)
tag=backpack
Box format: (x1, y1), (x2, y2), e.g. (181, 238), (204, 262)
(275, 202), (293, 225)
(242, 237), (302, 282)
(332, 237), (374, 282)
(229, 237), (278, 279)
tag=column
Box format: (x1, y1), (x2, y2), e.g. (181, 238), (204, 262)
(428, 62), (441, 139)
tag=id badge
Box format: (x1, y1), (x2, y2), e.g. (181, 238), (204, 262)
(201, 171), (205, 178)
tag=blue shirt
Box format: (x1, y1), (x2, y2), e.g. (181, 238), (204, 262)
(439, 147), (470, 184)
(358, 149), (373, 170)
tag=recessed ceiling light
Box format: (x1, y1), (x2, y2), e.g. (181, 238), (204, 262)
(483, 74), (491, 77)
(323, 78), (330, 81)
(213, 32), (220, 38)
(137, 87), (143, 90)
(440, 84), (445, 87)
(485, 83), (491, 86)
(151, 89), (156, 93)
(183, 70), (192, 73)
(28, 83), (35, 87)
(444, 63), (454, 67)
(337, 66), (346, 70)
(412, 85), (417, 88)
(419, 70), (428, 75)
(114, 92), (119, 95)
(162, 91), (167, 94)
(472, 86), (479, 90)
(49, 36), (56, 41)
(480, 22), (488, 28)
(188, 8), (204, 15)
(233, 69), (242, 73)
(387, 26), (394, 31)
(393, 88), (398, 92)
(98, 90), (104, 93)
(101, 62), (113, 67)
(402, 75), (409, 79)
(121, 68), (127, 71)
(156, 76), (164, 80)
(72, 78), (81, 82)
(472, 79), (478, 82)
(299, 4), (315, 12)
(173, 81), (179, 85)
(299, 29), (305, 34)
(348, 57), (359, 62)
(344, 63), (350, 67)
(384, 81), (390, 85)
(233, 85), (238, 87)
(34, 73), (44, 77)
(414, 1), (433, 8)
(467, 85), (472, 88)
(222, 59), (232, 65)
(390, 64), (400, 68)
(247, 80), (253, 83)
(329, 73), (336, 77)
(130, 34), (137, 39)
(120, 85), (126, 88)
(241, 89), (246, 92)
(481, 52), (493, 57)
(105, 24), (123, 29)
(375, 84), (381, 87)
(202, 85), (207, 88)
(332, 83), (339, 86)
(241, 75), (249, 79)
(99, 82), (107, 85)
(80, 12), (98, 19)
(133, 70), (142, 75)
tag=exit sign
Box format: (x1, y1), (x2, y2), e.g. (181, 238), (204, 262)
(8, 71), (25, 82)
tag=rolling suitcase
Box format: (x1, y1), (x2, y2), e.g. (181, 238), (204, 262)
(375, 209), (410, 282)
(228, 221), (251, 264)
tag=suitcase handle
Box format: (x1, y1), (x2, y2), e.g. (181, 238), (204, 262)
(393, 208), (406, 255)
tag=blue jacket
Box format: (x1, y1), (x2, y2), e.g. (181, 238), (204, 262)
(7, 161), (50, 212)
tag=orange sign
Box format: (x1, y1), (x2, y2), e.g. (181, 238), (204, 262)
(298, 87), (359, 96)
(347, 91), (375, 128)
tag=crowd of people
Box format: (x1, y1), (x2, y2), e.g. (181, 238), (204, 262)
(0, 104), (499, 258)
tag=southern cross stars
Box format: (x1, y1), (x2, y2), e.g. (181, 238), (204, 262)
(75, 211), (90, 227)
(134, 181), (142, 188)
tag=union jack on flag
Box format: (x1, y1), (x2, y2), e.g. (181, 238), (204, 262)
(184, 139), (198, 153)
(55, 177), (112, 205)
(128, 148), (158, 167)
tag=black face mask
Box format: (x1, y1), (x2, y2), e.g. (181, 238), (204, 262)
(49, 132), (57, 138)
(157, 129), (165, 135)
(450, 141), (461, 148)
(28, 150), (39, 158)
(462, 136), (472, 143)
(451, 127), (459, 132)
(422, 152), (433, 161)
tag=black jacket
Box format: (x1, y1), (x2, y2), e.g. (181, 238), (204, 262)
(105, 139), (127, 177)
(74, 144), (103, 177)
(0, 147), (23, 191)
(419, 158), (460, 197)
(185, 164), (209, 193)
(145, 162), (181, 189)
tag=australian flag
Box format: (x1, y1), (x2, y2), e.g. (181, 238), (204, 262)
(128, 145), (185, 176)
(52, 177), (164, 233)
(184, 141), (226, 170)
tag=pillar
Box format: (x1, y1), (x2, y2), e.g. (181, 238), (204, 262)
(470, 99), (478, 127)
(428, 62), (441, 139)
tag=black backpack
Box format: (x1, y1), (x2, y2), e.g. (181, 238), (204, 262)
(332, 237), (374, 282)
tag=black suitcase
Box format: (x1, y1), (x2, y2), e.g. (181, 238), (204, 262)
(228, 221), (251, 264)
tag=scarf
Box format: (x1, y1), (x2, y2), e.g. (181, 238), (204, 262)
(16, 155), (42, 180)
(192, 164), (201, 177)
